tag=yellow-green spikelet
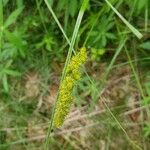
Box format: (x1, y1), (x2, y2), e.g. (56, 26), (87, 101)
(53, 47), (87, 127)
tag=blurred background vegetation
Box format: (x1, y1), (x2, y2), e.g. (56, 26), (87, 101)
(0, 0), (150, 149)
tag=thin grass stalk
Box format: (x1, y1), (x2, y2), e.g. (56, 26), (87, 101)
(104, 0), (143, 39)
(0, 0), (3, 52)
(35, 0), (48, 33)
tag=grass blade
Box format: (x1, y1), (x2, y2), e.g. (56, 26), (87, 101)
(4, 7), (23, 28)
(44, 0), (70, 45)
(105, 0), (143, 39)
(0, 0), (3, 50)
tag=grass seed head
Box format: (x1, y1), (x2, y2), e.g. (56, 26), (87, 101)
(53, 47), (87, 128)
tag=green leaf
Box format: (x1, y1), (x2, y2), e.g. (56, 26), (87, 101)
(105, 0), (143, 39)
(5, 60), (13, 68)
(1, 43), (17, 59)
(47, 0), (53, 6)
(106, 33), (116, 39)
(16, 0), (23, 8)
(2, 74), (9, 92)
(140, 41), (150, 50)
(4, 30), (26, 58)
(98, 49), (105, 55)
(2, 0), (9, 6)
(69, 0), (78, 17)
(0, 0), (3, 27)
(57, 0), (66, 11)
(4, 7), (23, 28)
(136, 0), (147, 13)
(81, 0), (89, 12)
(4, 69), (21, 76)
(143, 123), (150, 137)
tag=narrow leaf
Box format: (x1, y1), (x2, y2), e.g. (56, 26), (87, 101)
(0, 0), (3, 27)
(140, 41), (150, 50)
(4, 7), (23, 28)
(2, 75), (9, 92)
(4, 69), (21, 76)
(3, 0), (9, 6)
(16, 0), (23, 8)
(69, 0), (78, 17)
(4, 29), (26, 58)
(105, 0), (143, 39)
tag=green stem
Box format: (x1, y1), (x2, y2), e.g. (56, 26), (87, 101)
(0, 0), (3, 52)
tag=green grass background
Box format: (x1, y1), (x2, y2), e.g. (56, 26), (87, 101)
(0, 0), (150, 149)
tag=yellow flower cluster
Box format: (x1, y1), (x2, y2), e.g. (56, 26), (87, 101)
(53, 47), (87, 127)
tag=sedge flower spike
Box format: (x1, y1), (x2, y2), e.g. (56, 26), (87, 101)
(53, 47), (87, 127)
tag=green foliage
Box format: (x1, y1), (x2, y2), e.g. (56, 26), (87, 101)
(4, 7), (23, 28)
(36, 34), (55, 51)
(0, 0), (149, 149)
(89, 15), (116, 47)
(69, 0), (78, 17)
(16, 0), (23, 8)
(143, 123), (150, 137)
(0, 60), (20, 92)
(140, 41), (150, 50)
(126, 0), (148, 15)
(143, 75), (150, 105)
(57, 0), (79, 17)
(0, 3), (24, 92)
(91, 48), (105, 61)
(74, 76), (100, 108)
